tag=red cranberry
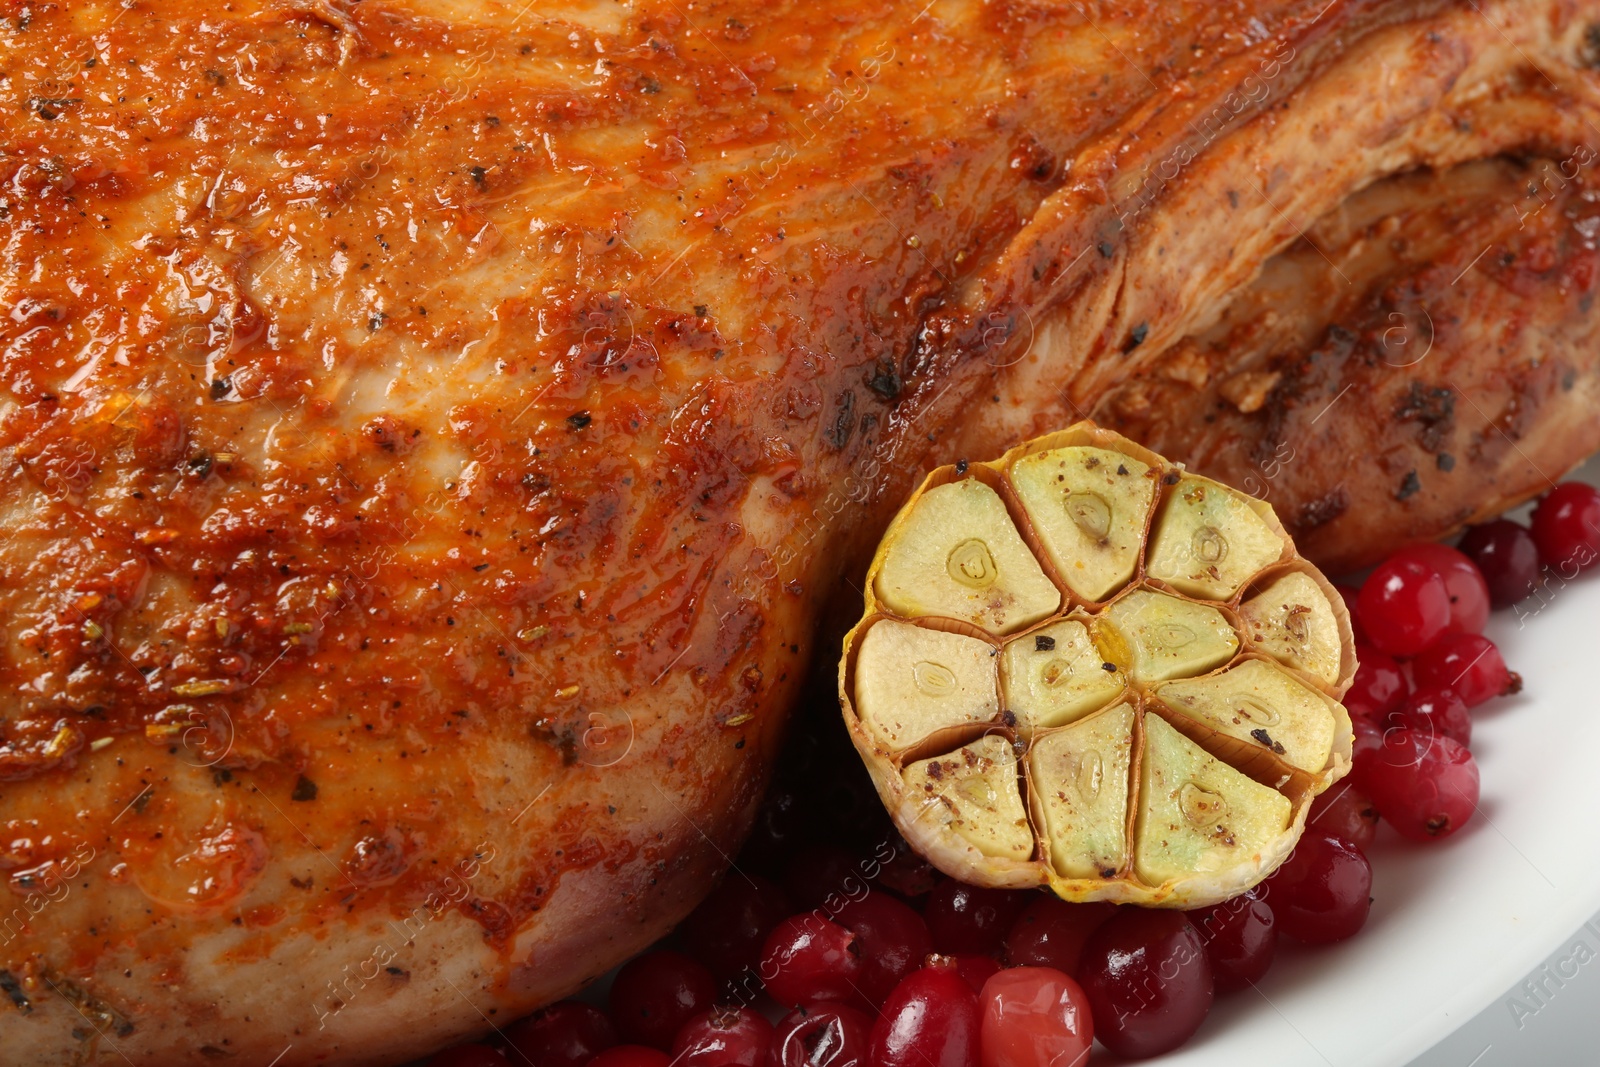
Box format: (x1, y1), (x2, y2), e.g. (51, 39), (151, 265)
(784, 845), (867, 913)
(1412, 633), (1521, 708)
(1386, 685), (1471, 748)
(1261, 831), (1371, 944)
(1457, 520), (1541, 608)
(767, 1001), (874, 1067)
(504, 1001), (616, 1067)
(923, 880), (1031, 956)
(1003, 897), (1116, 979)
(832, 894), (931, 1005)
(1531, 482), (1600, 574)
(1308, 782), (1379, 851)
(1187, 889), (1276, 992)
(1344, 644), (1408, 722)
(1333, 583), (1365, 642)
(1351, 716), (1383, 769)
(1079, 910), (1213, 1059)
(670, 1006), (773, 1067)
(682, 874), (792, 984)
(1388, 543), (1491, 634)
(588, 1047), (671, 1067)
(949, 954), (1002, 995)
(869, 958), (981, 1067)
(759, 913), (863, 1007)
(1357, 728), (1480, 841)
(1358, 556), (1452, 657)
(425, 1045), (506, 1067)
(978, 966), (1093, 1067)
(609, 950), (717, 1050)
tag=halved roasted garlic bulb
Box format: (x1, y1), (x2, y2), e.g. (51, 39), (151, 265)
(840, 423), (1356, 907)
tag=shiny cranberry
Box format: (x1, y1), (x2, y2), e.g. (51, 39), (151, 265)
(1344, 644), (1408, 722)
(1388, 543), (1491, 634)
(978, 967), (1093, 1067)
(1079, 910), (1213, 1059)
(1357, 728), (1479, 841)
(869, 958), (981, 1067)
(950, 953), (1002, 995)
(1187, 889), (1276, 993)
(1531, 482), (1600, 574)
(1333, 583), (1365, 642)
(609, 950), (717, 1049)
(505, 1001), (616, 1067)
(759, 914), (863, 1007)
(923, 880), (1031, 956)
(832, 894), (931, 1005)
(588, 1047), (671, 1067)
(784, 845), (866, 912)
(1457, 520), (1541, 608)
(1003, 897), (1116, 979)
(1308, 782), (1380, 851)
(1262, 831), (1371, 944)
(1412, 633), (1521, 708)
(1350, 716), (1384, 781)
(682, 874), (792, 984)
(1386, 685), (1471, 747)
(670, 1007), (773, 1067)
(1359, 556), (1452, 657)
(767, 1001), (874, 1067)
(426, 1045), (506, 1067)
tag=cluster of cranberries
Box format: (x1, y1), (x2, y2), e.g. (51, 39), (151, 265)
(423, 483), (1597, 1066)
(1340, 480), (1600, 844)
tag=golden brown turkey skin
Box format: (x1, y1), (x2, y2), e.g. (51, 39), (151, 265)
(1, 0), (1599, 1063)
(1095, 157), (1600, 572)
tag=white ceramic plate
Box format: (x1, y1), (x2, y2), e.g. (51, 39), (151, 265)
(1103, 454), (1600, 1067)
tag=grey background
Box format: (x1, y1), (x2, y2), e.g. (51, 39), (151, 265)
(1408, 908), (1600, 1067)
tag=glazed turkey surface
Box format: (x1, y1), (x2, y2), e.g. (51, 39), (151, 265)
(2, 0), (1599, 1063)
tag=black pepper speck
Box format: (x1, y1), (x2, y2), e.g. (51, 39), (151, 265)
(1396, 470), (1421, 500)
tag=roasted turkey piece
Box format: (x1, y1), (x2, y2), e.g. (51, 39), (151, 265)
(2, 0), (1598, 1062)
(1093, 155), (1600, 571)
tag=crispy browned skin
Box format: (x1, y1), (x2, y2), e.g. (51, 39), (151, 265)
(2, 0), (1599, 1063)
(1096, 157), (1600, 571)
